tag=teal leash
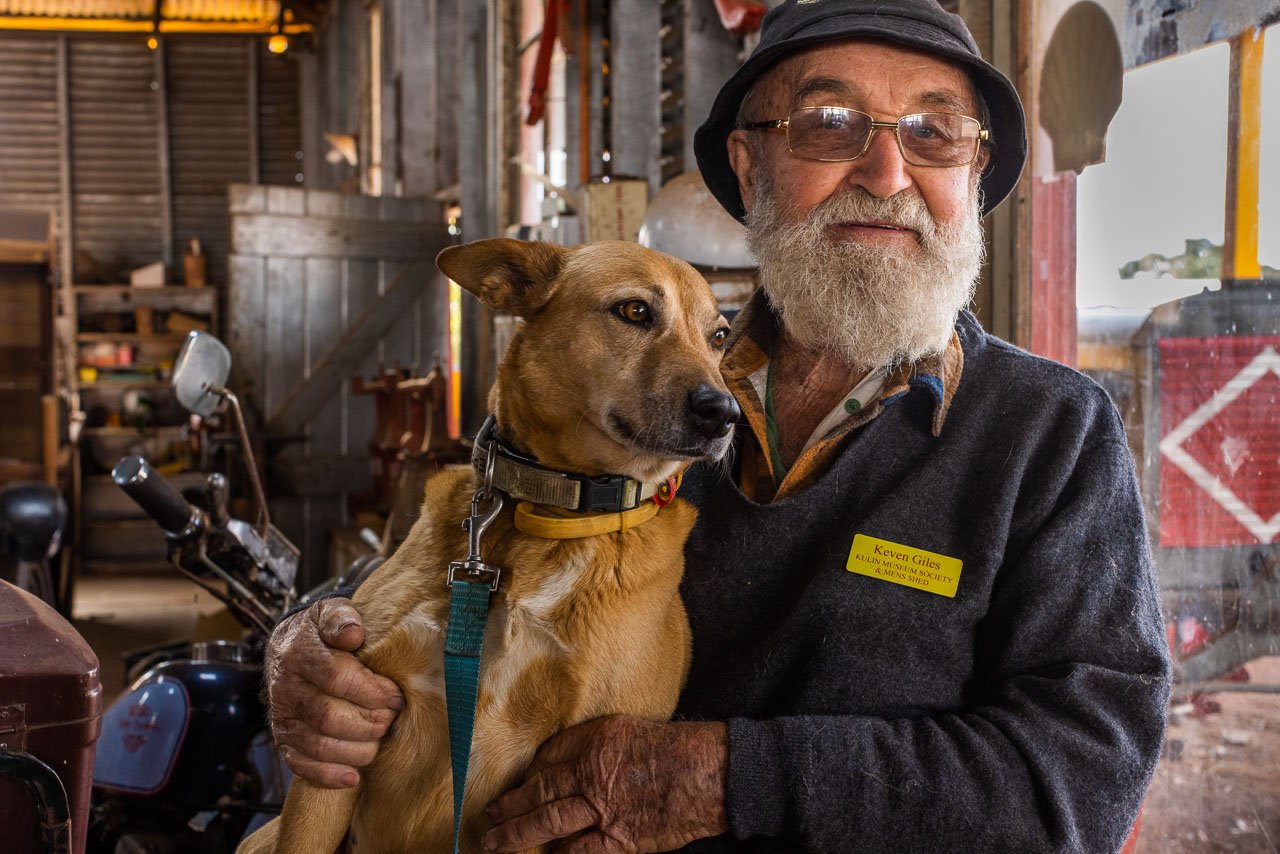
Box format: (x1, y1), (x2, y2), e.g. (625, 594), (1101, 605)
(444, 443), (504, 854)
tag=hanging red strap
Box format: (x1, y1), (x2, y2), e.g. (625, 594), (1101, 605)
(527, 0), (564, 126)
(713, 0), (767, 35)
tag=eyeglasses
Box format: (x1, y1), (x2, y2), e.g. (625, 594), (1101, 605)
(741, 106), (988, 168)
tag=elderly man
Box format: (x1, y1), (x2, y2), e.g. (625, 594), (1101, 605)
(264, 1), (1171, 851)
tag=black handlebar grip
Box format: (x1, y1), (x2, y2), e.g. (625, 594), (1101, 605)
(112, 456), (197, 535)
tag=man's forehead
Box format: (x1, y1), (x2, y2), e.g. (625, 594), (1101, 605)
(760, 39), (978, 112)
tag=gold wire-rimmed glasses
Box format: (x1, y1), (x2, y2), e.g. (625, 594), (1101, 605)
(741, 106), (989, 168)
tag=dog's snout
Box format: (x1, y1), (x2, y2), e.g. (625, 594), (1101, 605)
(688, 384), (741, 439)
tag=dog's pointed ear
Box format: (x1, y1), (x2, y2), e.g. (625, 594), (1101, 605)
(436, 239), (566, 317)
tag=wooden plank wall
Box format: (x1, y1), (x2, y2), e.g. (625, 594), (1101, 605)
(227, 183), (448, 589)
(0, 266), (48, 464)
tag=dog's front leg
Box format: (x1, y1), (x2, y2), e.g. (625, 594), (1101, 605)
(237, 780), (359, 854)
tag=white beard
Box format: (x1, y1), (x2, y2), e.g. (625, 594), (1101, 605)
(745, 174), (986, 369)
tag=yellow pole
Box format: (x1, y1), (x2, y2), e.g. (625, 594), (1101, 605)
(1224, 28), (1263, 280)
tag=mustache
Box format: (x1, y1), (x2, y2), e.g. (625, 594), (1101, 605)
(742, 172), (985, 369)
(799, 186), (937, 239)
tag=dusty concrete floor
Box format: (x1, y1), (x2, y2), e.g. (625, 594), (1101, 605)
(69, 576), (1280, 851)
(71, 572), (231, 695)
(1136, 656), (1280, 854)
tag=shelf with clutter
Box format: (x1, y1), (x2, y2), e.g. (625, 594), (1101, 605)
(69, 263), (221, 572)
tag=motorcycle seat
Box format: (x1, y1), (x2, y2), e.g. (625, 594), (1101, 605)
(0, 483), (67, 563)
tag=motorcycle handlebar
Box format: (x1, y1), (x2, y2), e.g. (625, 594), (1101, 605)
(112, 456), (198, 536)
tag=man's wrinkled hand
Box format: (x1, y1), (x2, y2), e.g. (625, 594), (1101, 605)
(482, 715), (728, 853)
(265, 597), (404, 788)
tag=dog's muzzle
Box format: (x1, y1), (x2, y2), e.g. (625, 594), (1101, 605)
(687, 384), (741, 439)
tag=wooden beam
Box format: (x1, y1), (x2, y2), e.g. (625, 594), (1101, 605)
(1223, 28), (1263, 281)
(247, 40), (261, 185)
(56, 34), (73, 288)
(266, 254), (445, 436)
(458, 0), (498, 435)
(230, 211), (444, 258)
(0, 239), (50, 265)
(155, 38), (174, 271)
(611, 0), (661, 193)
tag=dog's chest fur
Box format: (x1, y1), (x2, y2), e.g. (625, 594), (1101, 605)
(345, 466), (696, 853)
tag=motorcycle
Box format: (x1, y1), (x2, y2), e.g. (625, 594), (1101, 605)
(89, 331), (303, 854)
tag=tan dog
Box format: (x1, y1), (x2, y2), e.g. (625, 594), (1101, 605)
(239, 238), (738, 853)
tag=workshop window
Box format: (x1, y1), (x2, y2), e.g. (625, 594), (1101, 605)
(1075, 27), (1280, 850)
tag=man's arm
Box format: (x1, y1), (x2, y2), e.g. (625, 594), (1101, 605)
(483, 439), (1170, 853)
(721, 438), (1171, 852)
(270, 443), (1168, 851)
(265, 597), (404, 788)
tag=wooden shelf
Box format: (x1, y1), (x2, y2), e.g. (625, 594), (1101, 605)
(82, 425), (186, 438)
(80, 380), (169, 390)
(69, 279), (220, 578)
(77, 332), (189, 343)
(73, 285), (216, 295)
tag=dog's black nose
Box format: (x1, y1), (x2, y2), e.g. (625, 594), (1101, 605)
(688, 384), (741, 439)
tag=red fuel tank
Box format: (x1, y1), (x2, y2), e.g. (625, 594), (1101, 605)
(0, 580), (103, 854)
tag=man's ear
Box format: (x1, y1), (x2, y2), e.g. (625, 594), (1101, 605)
(726, 130), (759, 214)
(974, 144), (991, 174)
(436, 238), (566, 317)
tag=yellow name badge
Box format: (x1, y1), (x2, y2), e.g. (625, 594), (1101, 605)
(846, 534), (963, 598)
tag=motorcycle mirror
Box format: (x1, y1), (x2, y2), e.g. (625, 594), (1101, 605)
(172, 331), (232, 418)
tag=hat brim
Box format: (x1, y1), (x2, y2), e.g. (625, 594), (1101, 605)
(694, 20), (1027, 221)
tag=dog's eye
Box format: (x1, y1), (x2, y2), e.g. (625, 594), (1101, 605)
(613, 300), (651, 325)
(711, 327), (730, 349)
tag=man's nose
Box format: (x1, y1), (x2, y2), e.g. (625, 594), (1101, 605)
(842, 127), (913, 199)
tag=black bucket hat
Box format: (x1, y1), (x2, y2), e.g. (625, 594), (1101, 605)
(694, 0), (1027, 221)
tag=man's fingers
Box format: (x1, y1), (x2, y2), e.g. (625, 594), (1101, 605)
(487, 764), (579, 824)
(277, 747), (360, 789)
(273, 600), (403, 713)
(298, 692), (397, 742)
(526, 717), (613, 778)
(312, 599), (366, 652)
(525, 730), (574, 779)
(482, 797), (599, 852)
(320, 649), (405, 712)
(275, 724), (382, 768)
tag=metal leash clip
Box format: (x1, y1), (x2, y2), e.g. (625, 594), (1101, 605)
(446, 440), (504, 591)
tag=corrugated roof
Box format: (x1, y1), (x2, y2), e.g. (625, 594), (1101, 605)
(0, 0), (281, 22)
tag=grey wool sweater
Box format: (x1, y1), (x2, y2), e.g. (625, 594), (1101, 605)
(674, 312), (1172, 853)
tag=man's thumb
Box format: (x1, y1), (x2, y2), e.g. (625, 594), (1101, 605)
(313, 598), (365, 652)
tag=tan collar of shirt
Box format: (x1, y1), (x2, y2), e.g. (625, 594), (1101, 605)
(720, 289), (965, 502)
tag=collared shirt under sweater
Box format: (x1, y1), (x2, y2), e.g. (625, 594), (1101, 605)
(673, 290), (1172, 853)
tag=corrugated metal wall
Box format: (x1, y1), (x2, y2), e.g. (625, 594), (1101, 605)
(0, 31), (301, 286)
(69, 37), (165, 276)
(0, 35), (61, 215)
(258, 41), (303, 187)
(167, 36), (254, 288)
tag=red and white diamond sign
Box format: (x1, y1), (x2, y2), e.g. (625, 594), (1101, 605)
(1158, 337), (1280, 547)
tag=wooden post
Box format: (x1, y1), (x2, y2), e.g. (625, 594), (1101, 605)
(41, 394), (58, 486)
(154, 38), (174, 272)
(579, 0), (592, 187)
(1223, 28), (1263, 281)
(459, 0), (499, 435)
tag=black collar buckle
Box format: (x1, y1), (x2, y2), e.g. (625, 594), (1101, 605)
(579, 477), (629, 513)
